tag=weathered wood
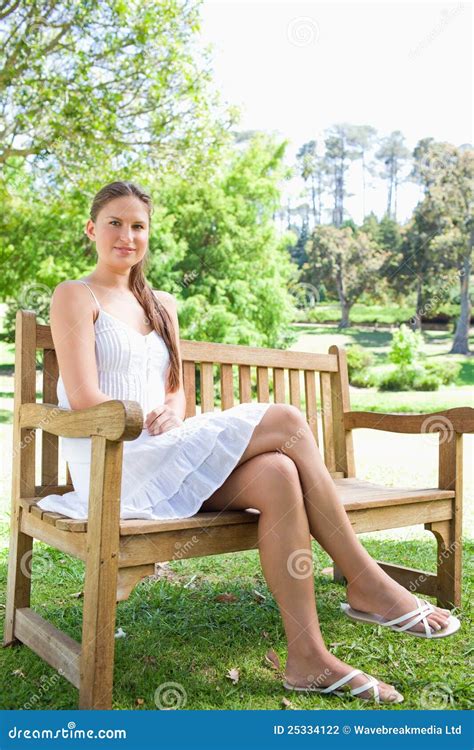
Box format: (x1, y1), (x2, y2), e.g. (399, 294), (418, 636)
(256, 367), (269, 401)
(35, 484), (74, 497)
(328, 345), (355, 477)
(348, 499), (452, 534)
(6, 309), (472, 712)
(345, 407), (474, 435)
(15, 608), (81, 689)
(42, 349), (59, 489)
(200, 362), (214, 412)
(183, 361), (196, 417)
(272, 368), (286, 403)
(117, 564), (155, 601)
(4, 311), (36, 646)
(426, 431), (463, 607)
(20, 400), (143, 441)
(319, 371), (336, 473)
(220, 364), (234, 410)
(36, 325), (339, 371)
(80, 436), (123, 710)
(288, 369), (301, 409)
(20, 512), (87, 559)
(238, 365), (252, 403)
(304, 370), (318, 445)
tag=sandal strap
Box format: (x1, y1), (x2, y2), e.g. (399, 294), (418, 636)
(350, 675), (380, 703)
(381, 596), (434, 628)
(320, 668), (362, 693)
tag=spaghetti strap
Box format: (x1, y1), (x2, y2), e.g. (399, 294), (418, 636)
(77, 280), (102, 311)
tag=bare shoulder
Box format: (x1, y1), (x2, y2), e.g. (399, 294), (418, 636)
(52, 280), (92, 308)
(153, 290), (177, 307)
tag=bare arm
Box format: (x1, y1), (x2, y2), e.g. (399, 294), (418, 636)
(51, 281), (113, 410)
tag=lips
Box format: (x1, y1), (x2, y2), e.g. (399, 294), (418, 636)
(114, 246), (136, 253)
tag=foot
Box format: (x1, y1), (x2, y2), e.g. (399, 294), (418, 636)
(347, 569), (452, 635)
(284, 652), (402, 703)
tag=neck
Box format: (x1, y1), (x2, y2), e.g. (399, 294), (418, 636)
(86, 263), (132, 291)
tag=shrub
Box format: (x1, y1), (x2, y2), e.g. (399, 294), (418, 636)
(378, 368), (413, 391)
(388, 324), (423, 367)
(346, 344), (375, 378)
(412, 372), (442, 391)
(425, 359), (461, 385)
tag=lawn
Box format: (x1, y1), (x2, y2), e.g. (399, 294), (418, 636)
(0, 317), (472, 710)
(0, 538), (472, 710)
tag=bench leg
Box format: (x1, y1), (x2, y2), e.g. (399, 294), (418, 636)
(79, 437), (122, 709)
(332, 564), (347, 584)
(4, 503), (32, 646)
(425, 519), (461, 608)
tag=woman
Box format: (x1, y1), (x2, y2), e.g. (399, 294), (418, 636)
(38, 180), (459, 705)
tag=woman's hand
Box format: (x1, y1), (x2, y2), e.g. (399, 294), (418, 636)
(144, 405), (184, 436)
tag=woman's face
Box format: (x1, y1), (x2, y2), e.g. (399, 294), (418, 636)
(85, 195), (150, 267)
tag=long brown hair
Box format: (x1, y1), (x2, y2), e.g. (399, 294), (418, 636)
(90, 180), (180, 393)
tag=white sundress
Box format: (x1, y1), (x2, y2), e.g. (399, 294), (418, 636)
(37, 281), (273, 521)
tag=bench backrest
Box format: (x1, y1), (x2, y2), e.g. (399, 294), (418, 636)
(15, 310), (355, 496)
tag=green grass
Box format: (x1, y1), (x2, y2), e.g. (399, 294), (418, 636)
(0, 538), (472, 710)
(298, 302), (469, 327)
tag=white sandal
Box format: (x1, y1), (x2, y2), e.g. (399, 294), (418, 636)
(283, 668), (404, 704)
(340, 596), (461, 638)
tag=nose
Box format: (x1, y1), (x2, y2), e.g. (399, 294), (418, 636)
(119, 225), (133, 243)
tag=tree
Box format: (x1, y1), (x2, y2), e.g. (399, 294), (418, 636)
(375, 131), (411, 220)
(146, 134), (298, 348)
(303, 225), (386, 328)
(411, 140), (473, 352)
(0, 0), (226, 177)
(323, 124), (360, 228)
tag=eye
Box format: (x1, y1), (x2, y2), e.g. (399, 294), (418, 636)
(110, 220), (120, 226)
(133, 224), (145, 229)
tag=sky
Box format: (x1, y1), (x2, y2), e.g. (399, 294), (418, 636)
(200, 0), (472, 224)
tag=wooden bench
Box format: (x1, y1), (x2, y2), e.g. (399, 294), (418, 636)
(4, 309), (472, 709)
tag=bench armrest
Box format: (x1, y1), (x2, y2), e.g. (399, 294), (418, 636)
(344, 407), (474, 435)
(19, 400), (143, 442)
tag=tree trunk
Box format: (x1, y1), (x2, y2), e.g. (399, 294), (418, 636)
(450, 247), (472, 354)
(339, 300), (351, 328)
(412, 280), (424, 331)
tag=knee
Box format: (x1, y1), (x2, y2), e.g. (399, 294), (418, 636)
(258, 452), (303, 509)
(272, 403), (309, 444)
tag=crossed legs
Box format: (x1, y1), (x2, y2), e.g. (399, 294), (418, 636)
(200, 404), (451, 700)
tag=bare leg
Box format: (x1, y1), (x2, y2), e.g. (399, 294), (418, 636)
(234, 404), (451, 634)
(201, 452), (402, 702)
